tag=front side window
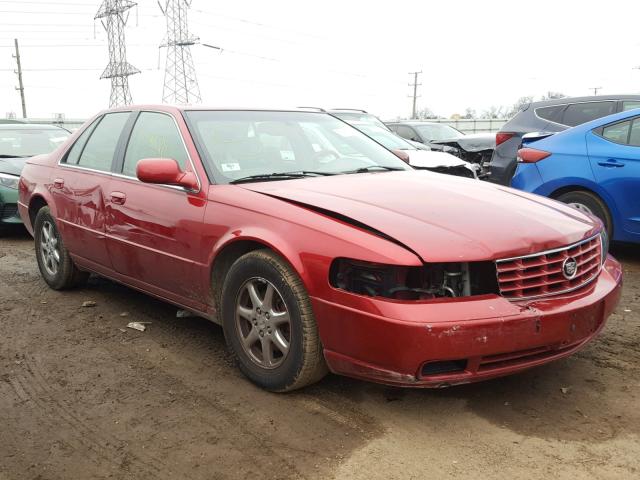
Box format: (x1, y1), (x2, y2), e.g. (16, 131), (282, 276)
(122, 112), (188, 177)
(77, 112), (130, 172)
(622, 101), (640, 112)
(562, 102), (615, 127)
(396, 125), (418, 141)
(185, 110), (411, 184)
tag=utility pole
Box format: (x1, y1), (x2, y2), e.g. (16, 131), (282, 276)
(12, 39), (27, 119)
(589, 86), (602, 96)
(159, 0), (201, 104)
(95, 0), (140, 107)
(408, 71), (422, 119)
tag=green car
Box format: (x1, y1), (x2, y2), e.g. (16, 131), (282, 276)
(0, 124), (70, 233)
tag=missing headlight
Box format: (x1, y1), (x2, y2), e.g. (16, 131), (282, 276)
(329, 258), (499, 300)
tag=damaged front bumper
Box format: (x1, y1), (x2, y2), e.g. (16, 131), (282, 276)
(312, 255), (622, 387)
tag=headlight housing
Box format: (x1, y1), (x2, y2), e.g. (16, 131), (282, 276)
(600, 228), (609, 265)
(329, 258), (499, 300)
(0, 172), (19, 190)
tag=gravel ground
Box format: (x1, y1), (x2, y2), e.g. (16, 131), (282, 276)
(1, 230), (638, 480)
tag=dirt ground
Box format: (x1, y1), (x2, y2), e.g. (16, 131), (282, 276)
(0, 230), (638, 480)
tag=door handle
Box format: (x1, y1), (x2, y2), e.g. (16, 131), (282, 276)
(53, 178), (64, 189)
(110, 191), (126, 205)
(597, 159), (625, 168)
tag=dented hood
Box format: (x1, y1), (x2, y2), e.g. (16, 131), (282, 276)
(239, 171), (598, 262)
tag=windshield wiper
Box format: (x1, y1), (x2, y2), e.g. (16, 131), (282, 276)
(229, 171), (335, 184)
(0, 154), (29, 158)
(342, 165), (405, 174)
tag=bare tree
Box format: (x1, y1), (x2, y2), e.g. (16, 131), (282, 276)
(540, 91), (567, 100)
(416, 107), (439, 120)
(462, 107), (477, 119)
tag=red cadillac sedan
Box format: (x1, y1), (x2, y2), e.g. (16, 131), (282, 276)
(18, 106), (622, 391)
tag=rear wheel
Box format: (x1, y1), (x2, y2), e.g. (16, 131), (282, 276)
(556, 190), (613, 237)
(34, 207), (89, 290)
(221, 250), (327, 392)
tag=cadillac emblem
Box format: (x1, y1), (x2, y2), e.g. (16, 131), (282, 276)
(562, 257), (578, 280)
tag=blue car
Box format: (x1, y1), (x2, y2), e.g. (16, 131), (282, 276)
(511, 108), (640, 243)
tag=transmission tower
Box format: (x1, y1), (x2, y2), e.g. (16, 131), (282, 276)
(95, 0), (140, 107)
(159, 0), (201, 104)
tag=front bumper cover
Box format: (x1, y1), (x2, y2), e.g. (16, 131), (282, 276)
(312, 255), (622, 387)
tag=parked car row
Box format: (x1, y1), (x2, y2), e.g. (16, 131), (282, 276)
(0, 123), (69, 233)
(14, 105), (623, 392)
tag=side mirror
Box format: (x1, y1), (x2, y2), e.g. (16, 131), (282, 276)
(391, 149), (410, 164)
(136, 158), (199, 191)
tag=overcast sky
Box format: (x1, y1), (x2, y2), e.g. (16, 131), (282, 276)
(1, 0), (639, 120)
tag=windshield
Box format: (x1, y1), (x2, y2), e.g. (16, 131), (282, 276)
(184, 111), (411, 184)
(331, 112), (390, 131)
(350, 123), (414, 150)
(0, 128), (69, 157)
(415, 124), (464, 141)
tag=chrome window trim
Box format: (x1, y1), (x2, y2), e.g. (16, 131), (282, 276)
(57, 109), (202, 194)
(495, 232), (603, 302)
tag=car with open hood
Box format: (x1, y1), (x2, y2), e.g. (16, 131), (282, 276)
(18, 106), (622, 391)
(328, 109), (478, 178)
(386, 120), (495, 178)
(0, 123), (69, 233)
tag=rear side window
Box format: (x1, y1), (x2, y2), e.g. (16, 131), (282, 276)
(122, 112), (188, 177)
(64, 118), (100, 165)
(628, 119), (640, 146)
(623, 101), (640, 112)
(562, 102), (615, 127)
(602, 121), (630, 143)
(76, 112), (130, 172)
(535, 105), (565, 122)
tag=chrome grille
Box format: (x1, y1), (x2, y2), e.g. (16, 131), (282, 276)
(496, 234), (602, 300)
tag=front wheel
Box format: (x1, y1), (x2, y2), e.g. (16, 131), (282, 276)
(221, 250), (327, 392)
(556, 190), (613, 237)
(34, 207), (89, 290)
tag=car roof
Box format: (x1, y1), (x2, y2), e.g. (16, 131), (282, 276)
(529, 94), (640, 108)
(0, 123), (68, 131)
(104, 104), (333, 114)
(386, 121), (444, 126)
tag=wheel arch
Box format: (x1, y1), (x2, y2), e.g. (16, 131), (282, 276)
(549, 184), (616, 236)
(208, 234), (307, 324)
(28, 194), (49, 229)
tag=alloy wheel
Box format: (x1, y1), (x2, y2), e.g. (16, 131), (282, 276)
(568, 202), (594, 215)
(40, 220), (60, 276)
(235, 277), (291, 369)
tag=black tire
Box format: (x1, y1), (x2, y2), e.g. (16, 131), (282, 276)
(221, 249), (327, 392)
(556, 190), (613, 237)
(34, 206), (89, 290)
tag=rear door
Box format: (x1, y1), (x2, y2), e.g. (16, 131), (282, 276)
(55, 112), (131, 269)
(587, 116), (640, 238)
(104, 110), (209, 305)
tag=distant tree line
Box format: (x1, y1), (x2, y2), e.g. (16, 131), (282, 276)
(415, 91), (567, 120)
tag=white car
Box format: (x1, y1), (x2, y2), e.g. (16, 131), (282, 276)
(330, 112), (478, 178)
